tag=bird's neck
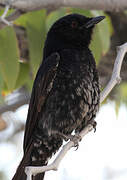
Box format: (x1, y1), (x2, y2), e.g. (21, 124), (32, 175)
(43, 33), (89, 60)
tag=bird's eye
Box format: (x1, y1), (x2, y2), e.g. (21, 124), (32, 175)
(71, 21), (78, 28)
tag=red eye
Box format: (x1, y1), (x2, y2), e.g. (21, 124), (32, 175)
(71, 21), (78, 28)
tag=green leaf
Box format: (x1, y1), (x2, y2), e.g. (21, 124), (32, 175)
(0, 26), (19, 90)
(90, 11), (111, 63)
(124, 11), (127, 15)
(27, 10), (46, 77)
(115, 100), (121, 117)
(15, 9), (46, 77)
(119, 83), (127, 102)
(14, 12), (28, 27)
(0, 71), (4, 104)
(15, 62), (30, 89)
(0, 71), (4, 90)
(90, 27), (102, 63)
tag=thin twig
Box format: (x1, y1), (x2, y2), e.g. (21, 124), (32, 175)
(0, 0), (24, 28)
(25, 43), (127, 179)
(100, 42), (127, 103)
(0, 4), (12, 25)
(0, 9), (24, 29)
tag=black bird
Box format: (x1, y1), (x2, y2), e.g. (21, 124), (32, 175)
(12, 14), (104, 180)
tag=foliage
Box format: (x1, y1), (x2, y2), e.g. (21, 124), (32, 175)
(0, 8), (113, 97)
(0, 26), (19, 90)
(118, 83), (127, 106)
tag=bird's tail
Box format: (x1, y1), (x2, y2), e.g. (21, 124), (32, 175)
(12, 135), (63, 180)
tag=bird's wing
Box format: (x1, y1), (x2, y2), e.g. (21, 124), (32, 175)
(23, 52), (60, 152)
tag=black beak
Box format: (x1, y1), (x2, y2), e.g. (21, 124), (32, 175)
(85, 16), (105, 28)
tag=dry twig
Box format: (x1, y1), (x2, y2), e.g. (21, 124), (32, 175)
(0, 4), (12, 25)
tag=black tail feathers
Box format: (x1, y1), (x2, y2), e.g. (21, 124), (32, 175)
(12, 135), (63, 180)
(12, 140), (46, 180)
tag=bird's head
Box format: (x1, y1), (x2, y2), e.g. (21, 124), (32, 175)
(44, 14), (105, 58)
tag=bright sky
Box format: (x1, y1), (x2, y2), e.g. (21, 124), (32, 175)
(0, 102), (127, 180)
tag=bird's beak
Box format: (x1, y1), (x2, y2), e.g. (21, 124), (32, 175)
(85, 16), (105, 28)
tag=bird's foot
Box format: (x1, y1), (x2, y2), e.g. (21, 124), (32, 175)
(69, 134), (82, 150)
(53, 131), (81, 150)
(87, 119), (97, 132)
(61, 133), (82, 150)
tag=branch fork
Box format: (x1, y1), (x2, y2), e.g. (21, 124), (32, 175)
(0, 0), (14, 26)
(25, 43), (127, 179)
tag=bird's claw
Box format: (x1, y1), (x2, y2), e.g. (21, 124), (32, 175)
(54, 131), (82, 150)
(69, 134), (82, 150)
(88, 120), (97, 132)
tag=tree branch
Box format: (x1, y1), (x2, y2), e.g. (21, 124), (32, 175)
(0, 0), (126, 29)
(0, 96), (29, 114)
(25, 42), (127, 179)
(0, 0), (127, 12)
(100, 43), (127, 103)
(0, 89), (30, 114)
(0, 97), (29, 114)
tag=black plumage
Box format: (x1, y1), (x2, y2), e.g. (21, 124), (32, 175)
(12, 14), (105, 180)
